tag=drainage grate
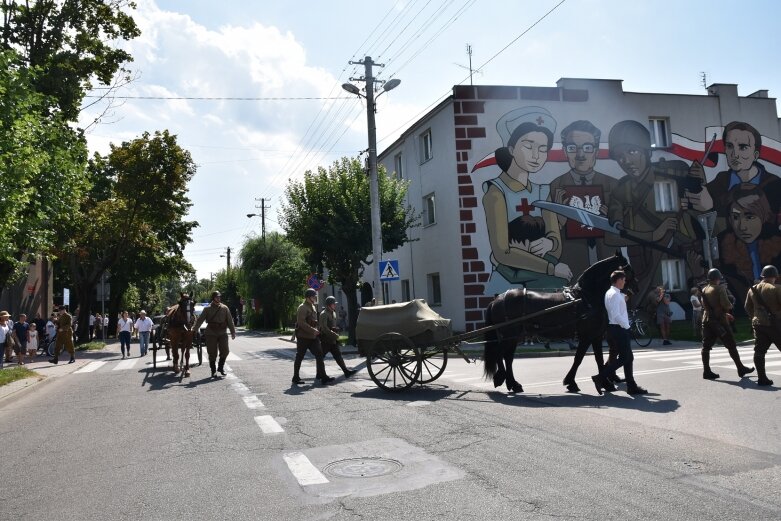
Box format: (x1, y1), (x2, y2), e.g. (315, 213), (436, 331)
(324, 457), (404, 479)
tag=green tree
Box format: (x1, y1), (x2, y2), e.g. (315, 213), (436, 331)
(0, 50), (89, 288)
(1, 0), (140, 121)
(62, 130), (198, 341)
(239, 232), (308, 330)
(279, 157), (418, 343)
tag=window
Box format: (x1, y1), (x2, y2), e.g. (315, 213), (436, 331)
(420, 130), (433, 162)
(394, 153), (404, 179)
(423, 193), (436, 226)
(649, 118), (669, 148)
(661, 259), (685, 291)
(427, 273), (441, 306)
(401, 279), (410, 302)
(653, 181), (677, 212)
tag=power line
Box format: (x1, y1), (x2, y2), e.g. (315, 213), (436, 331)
(84, 95), (353, 101)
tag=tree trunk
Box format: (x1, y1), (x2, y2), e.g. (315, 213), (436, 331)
(74, 283), (95, 344)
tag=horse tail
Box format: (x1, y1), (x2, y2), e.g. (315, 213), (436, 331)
(483, 300), (500, 379)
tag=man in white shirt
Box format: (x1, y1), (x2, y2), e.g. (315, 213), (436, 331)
(592, 270), (648, 395)
(88, 313), (96, 341)
(134, 310), (154, 356)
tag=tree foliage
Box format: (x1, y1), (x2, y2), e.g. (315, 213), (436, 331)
(279, 157), (418, 342)
(1, 0), (140, 120)
(0, 50), (89, 287)
(62, 130), (198, 341)
(239, 232), (308, 330)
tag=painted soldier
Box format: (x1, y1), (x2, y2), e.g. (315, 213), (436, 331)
(700, 268), (754, 380)
(744, 265), (781, 386)
(605, 120), (700, 301)
(194, 290), (236, 378)
(292, 289), (333, 385)
(318, 296), (357, 379)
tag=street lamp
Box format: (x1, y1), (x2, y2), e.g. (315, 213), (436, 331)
(342, 58), (401, 305)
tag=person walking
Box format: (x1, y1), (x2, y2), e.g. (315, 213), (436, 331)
(591, 270), (648, 395)
(50, 306), (75, 364)
(194, 291), (236, 378)
(134, 310), (153, 357)
(690, 287), (703, 339)
(45, 313), (57, 353)
(0, 311), (12, 369)
(656, 293), (673, 345)
(292, 289), (333, 385)
(318, 296), (357, 379)
(88, 312), (96, 341)
(700, 268), (754, 380)
(12, 314), (29, 365)
(117, 311), (133, 358)
(744, 265), (781, 386)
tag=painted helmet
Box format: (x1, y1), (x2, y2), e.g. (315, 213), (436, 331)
(761, 265), (779, 278)
(608, 120), (652, 159)
(707, 268), (722, 281)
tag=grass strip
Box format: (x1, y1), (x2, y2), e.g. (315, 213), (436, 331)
(0, 366), (40, 387)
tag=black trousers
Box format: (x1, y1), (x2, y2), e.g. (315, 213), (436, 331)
(295, 337), (326, 378)
(600, 325), (635, 386)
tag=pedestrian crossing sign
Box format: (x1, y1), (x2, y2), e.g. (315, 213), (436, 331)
(379, 259), (400, 281)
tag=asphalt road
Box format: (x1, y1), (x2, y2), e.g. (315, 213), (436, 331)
(1, 332), (779, 520)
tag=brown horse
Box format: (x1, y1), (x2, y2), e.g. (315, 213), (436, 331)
(483, 252), (636, 393)
(166, 294), (196, 377)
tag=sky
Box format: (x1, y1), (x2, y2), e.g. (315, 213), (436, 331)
(78, 0), (781, 281)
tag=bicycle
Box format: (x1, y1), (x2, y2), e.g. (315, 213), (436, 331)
(629, 309), (653, 347)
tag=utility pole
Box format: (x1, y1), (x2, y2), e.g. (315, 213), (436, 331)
(221, 247), (231, 272)
(466, 43), (473, 86)
(254, 197), (271, 243)
(349, 56), (384, 304)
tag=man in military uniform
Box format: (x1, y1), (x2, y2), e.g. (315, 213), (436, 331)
(605, 120), (701, 301)
(194, 290), (236, 378)
(318, 296), (357, 379)
(744, 265), (781, 386)
(701, 268), (754, 380)
(50, 305), (75, 365)
(292, 289), (333, 385)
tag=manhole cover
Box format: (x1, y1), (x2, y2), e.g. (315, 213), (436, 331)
(324, 457), (403, 478)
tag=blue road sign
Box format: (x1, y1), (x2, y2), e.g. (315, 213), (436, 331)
(379, 260), (400, 281)
(307, 273), (323, 290)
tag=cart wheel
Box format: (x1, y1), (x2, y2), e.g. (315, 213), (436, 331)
(418, 348), (448, 384)
(367, 333), (421, 391)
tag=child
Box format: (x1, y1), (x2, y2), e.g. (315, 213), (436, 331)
(27, 322), (39, 359)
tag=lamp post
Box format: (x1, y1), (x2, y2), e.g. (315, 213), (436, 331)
(342, 56), (400, 305)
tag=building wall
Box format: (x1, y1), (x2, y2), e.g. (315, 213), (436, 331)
(0, 257), (53, 320)
(380, 79), (781, 332)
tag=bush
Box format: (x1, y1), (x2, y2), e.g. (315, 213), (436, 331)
(245, 311), (265, 330)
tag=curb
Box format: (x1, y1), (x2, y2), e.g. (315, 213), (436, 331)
(0, 373), (57, 406)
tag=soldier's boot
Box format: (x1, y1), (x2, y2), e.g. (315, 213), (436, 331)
(702, 349), (719, 380)
(209, 359), (217, 378)
(217, 355), (227, 376)
(292, 357), (304, 384)
(727, 345), (754, 377)
(755, 354), (774, 386)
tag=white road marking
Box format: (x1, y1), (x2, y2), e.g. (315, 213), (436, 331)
(113, 359), (138, 370)
(75, 361), (107, 373)
(231, 382), (252, 395)
(226, 353), (241, 361)
(407, 401), (433, 407)
(762, 360), (781, 367)
(255, 415), (284, 434)
(283, 452), (329, 486)
(242, 395), (265, 409)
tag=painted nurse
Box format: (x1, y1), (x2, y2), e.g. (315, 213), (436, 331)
(481, 107), (572, 294)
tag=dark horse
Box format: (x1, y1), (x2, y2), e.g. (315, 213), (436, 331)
(483, 252), (635, 393)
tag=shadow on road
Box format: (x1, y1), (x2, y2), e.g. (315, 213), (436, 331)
(485, 388), (680, 413)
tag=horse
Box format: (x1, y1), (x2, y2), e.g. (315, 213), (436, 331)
(165, 293), (196, 377)
(483, 252), (636, 393)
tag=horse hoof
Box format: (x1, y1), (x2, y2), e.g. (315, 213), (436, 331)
(565, 382), (580, 393)
(508, 382), (524, 393)
(184, 370), (191, 377)
(493, 370), (506, 388)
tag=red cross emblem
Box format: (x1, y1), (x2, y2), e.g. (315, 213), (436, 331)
(536, 116), (545, 126)
(516, 198), (534, 216)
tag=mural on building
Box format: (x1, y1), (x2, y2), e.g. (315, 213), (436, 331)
(471, 108), (781, 313)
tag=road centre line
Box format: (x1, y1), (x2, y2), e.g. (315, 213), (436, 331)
(283, 452), (329, 486)
(242, 395), (265, 409)
(113, 359), (137, 370)
(255, 415), (284, 434)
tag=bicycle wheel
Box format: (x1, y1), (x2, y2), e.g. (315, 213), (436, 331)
(631, 319), (653, 347)
(47, 338), (57, 357)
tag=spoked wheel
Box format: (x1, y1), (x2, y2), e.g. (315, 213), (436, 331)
(367, 333), (421, 391)
(631, 318), (653, 347)
(417, 348), (448, 384)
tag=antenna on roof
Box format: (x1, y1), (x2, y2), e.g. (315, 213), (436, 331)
(453, 44), (482, 86)
(700, 72), (707, 90)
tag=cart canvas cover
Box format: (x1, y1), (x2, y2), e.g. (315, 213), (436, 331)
(357, 299), (452, 347)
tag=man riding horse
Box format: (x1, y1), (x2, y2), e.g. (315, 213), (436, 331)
(166, 293), (196, 377)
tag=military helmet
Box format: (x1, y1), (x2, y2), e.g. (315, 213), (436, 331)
(761, 265), (779, 278)
(325, 296), (337, 305)
(211, 290), (221, 299)
(707, 268), (723, 281)
(304, 288), (317, 298)
(608, 120), (652, 159)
